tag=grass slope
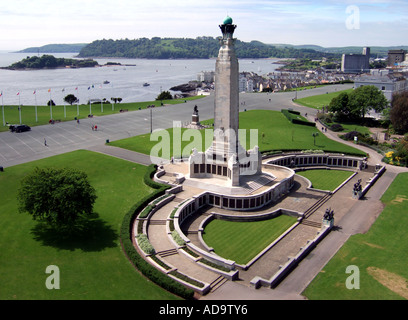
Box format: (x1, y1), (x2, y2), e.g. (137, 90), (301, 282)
(0, 150), (178, 300)
(202, 215), (297, 265)
(296, 169), (354, 191)
(303, 172), (408, 300)
(109, 110), (365, 158)
(294, 89), (353, 110)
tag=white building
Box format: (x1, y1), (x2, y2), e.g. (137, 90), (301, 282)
(239, 76), (254, 92)
(354, 70), (408, 101)
(197, 71), (215, 83)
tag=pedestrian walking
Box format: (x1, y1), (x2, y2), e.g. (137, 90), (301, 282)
(92, 125), (94, 131)
(94, 124), (98, 131)
(44, 138), (47, 147)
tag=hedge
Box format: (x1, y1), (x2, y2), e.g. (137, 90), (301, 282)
(281, 109), (316, 127)
(262, 148), (366, 158)
(120, 164), (195, 300)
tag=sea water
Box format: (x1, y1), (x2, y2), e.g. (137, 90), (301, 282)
(0, 52), (283, 106)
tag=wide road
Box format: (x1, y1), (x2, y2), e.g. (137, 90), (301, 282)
(0, 84), (353, 168)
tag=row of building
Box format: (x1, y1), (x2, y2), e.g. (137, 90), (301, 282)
(196, 48), (408, 101)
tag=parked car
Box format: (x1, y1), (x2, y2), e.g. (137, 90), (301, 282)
(9, 124), (31, 133)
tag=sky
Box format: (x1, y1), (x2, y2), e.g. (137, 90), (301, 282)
(1, 0), (407, 51)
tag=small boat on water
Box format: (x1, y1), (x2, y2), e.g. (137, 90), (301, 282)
(103, 80), (110, 84)
(143, 83), (150, 87)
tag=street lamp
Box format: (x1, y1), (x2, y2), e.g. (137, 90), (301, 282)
(312, 132), (319, 146)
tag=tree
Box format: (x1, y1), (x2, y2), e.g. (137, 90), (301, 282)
(348, 85), (388, 119)
(390, 91), (408, 134)
(17, 167), (97, 231)
(64, 94), (79, 105)
(156, 91), (173, 101)
(328, 85), (388, 121)
(328, 92), (351, 121)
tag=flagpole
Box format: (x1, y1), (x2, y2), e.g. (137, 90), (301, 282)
(111, 84), (114, 111)
(62, 88), (66, 118)
(75, 87), (79, 116)
(34, 90), (38, 122)
(49, 89), (53, 120)
(18, 92), (22, 125)
(1, 92), (5, 126)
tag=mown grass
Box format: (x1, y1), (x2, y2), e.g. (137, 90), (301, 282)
(0, 96), (204, 132)
(294, 89), (353, 110)
(109, 110), (366, 159)
(0, 150), (179, 300)
(202, 215), (297, 265)
(296, 169), (354, 191)
(303, 172), (408, 300)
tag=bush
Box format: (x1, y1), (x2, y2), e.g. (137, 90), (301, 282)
(281, 109), (316, 127)
(136, 234), (156, 255)
(330, 124), (344, 132)
(120, 165), (194, 300)
(171, 230), (186, 246)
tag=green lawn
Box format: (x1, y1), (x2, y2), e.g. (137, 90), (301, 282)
(0, 150), (179, 300)
(294, 89), (353, 110)
(303, 172), (408, 300)
(202, 215), (297, 265)
(109, 110), (366, 158)
(296, 169), (354, 191)
(0, 96), (204, 132)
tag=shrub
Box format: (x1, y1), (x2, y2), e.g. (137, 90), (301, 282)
(171, 230), (186, 246)
(330, 123), (344, 132)
(136, 234), (156, 255)
(120, 165), (194, 299)
(281, 109), (316, 127)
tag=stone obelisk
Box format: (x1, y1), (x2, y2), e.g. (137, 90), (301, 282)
(189, 16), (261, 186)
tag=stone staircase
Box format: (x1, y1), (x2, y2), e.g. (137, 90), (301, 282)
(209, 275), (228, 293)
(300, 219), (322, 228)
(242, 174), (276, 194)
(157, 248), (179, 258)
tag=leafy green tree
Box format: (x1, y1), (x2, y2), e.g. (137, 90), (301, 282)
(328, 92), (352, 121)
(156, 91), (173, 101)
(17, 167), (97, 231)
(64, 94), (79, 105)
(348, 85), (388, 119)
(390, 91), (408, 134)
(329, 85), (388, 121)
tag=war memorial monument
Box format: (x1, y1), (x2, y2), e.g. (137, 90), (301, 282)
(134, 16), (383, 296)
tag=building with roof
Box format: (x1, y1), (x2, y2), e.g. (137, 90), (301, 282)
(387, 49), (407, 67)
(341, 47), (370, 73)
(354, 70), (408, 101)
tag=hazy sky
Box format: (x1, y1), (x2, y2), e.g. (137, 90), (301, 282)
(1, 0), (407, 50)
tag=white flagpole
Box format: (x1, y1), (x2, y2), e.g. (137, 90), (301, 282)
(34, 90), (38, 122)
(62, 88), (66, 118)
(75, 87), (79, 116)
(111, 84), (114, 111)
(1, 92), (5, 126)
(49, 89), (53, 120)
(18, 92), (22, 124)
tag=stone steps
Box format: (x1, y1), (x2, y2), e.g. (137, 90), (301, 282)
(157, 248), (179, 258)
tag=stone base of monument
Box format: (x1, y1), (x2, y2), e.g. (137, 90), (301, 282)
(322, 218), (334, 229)
(192, 114), (199, 125)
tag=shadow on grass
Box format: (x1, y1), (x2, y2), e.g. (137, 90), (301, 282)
(30, 213), (117, 252)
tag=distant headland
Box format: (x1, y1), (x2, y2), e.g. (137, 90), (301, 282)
(1, 54), (99, 70)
